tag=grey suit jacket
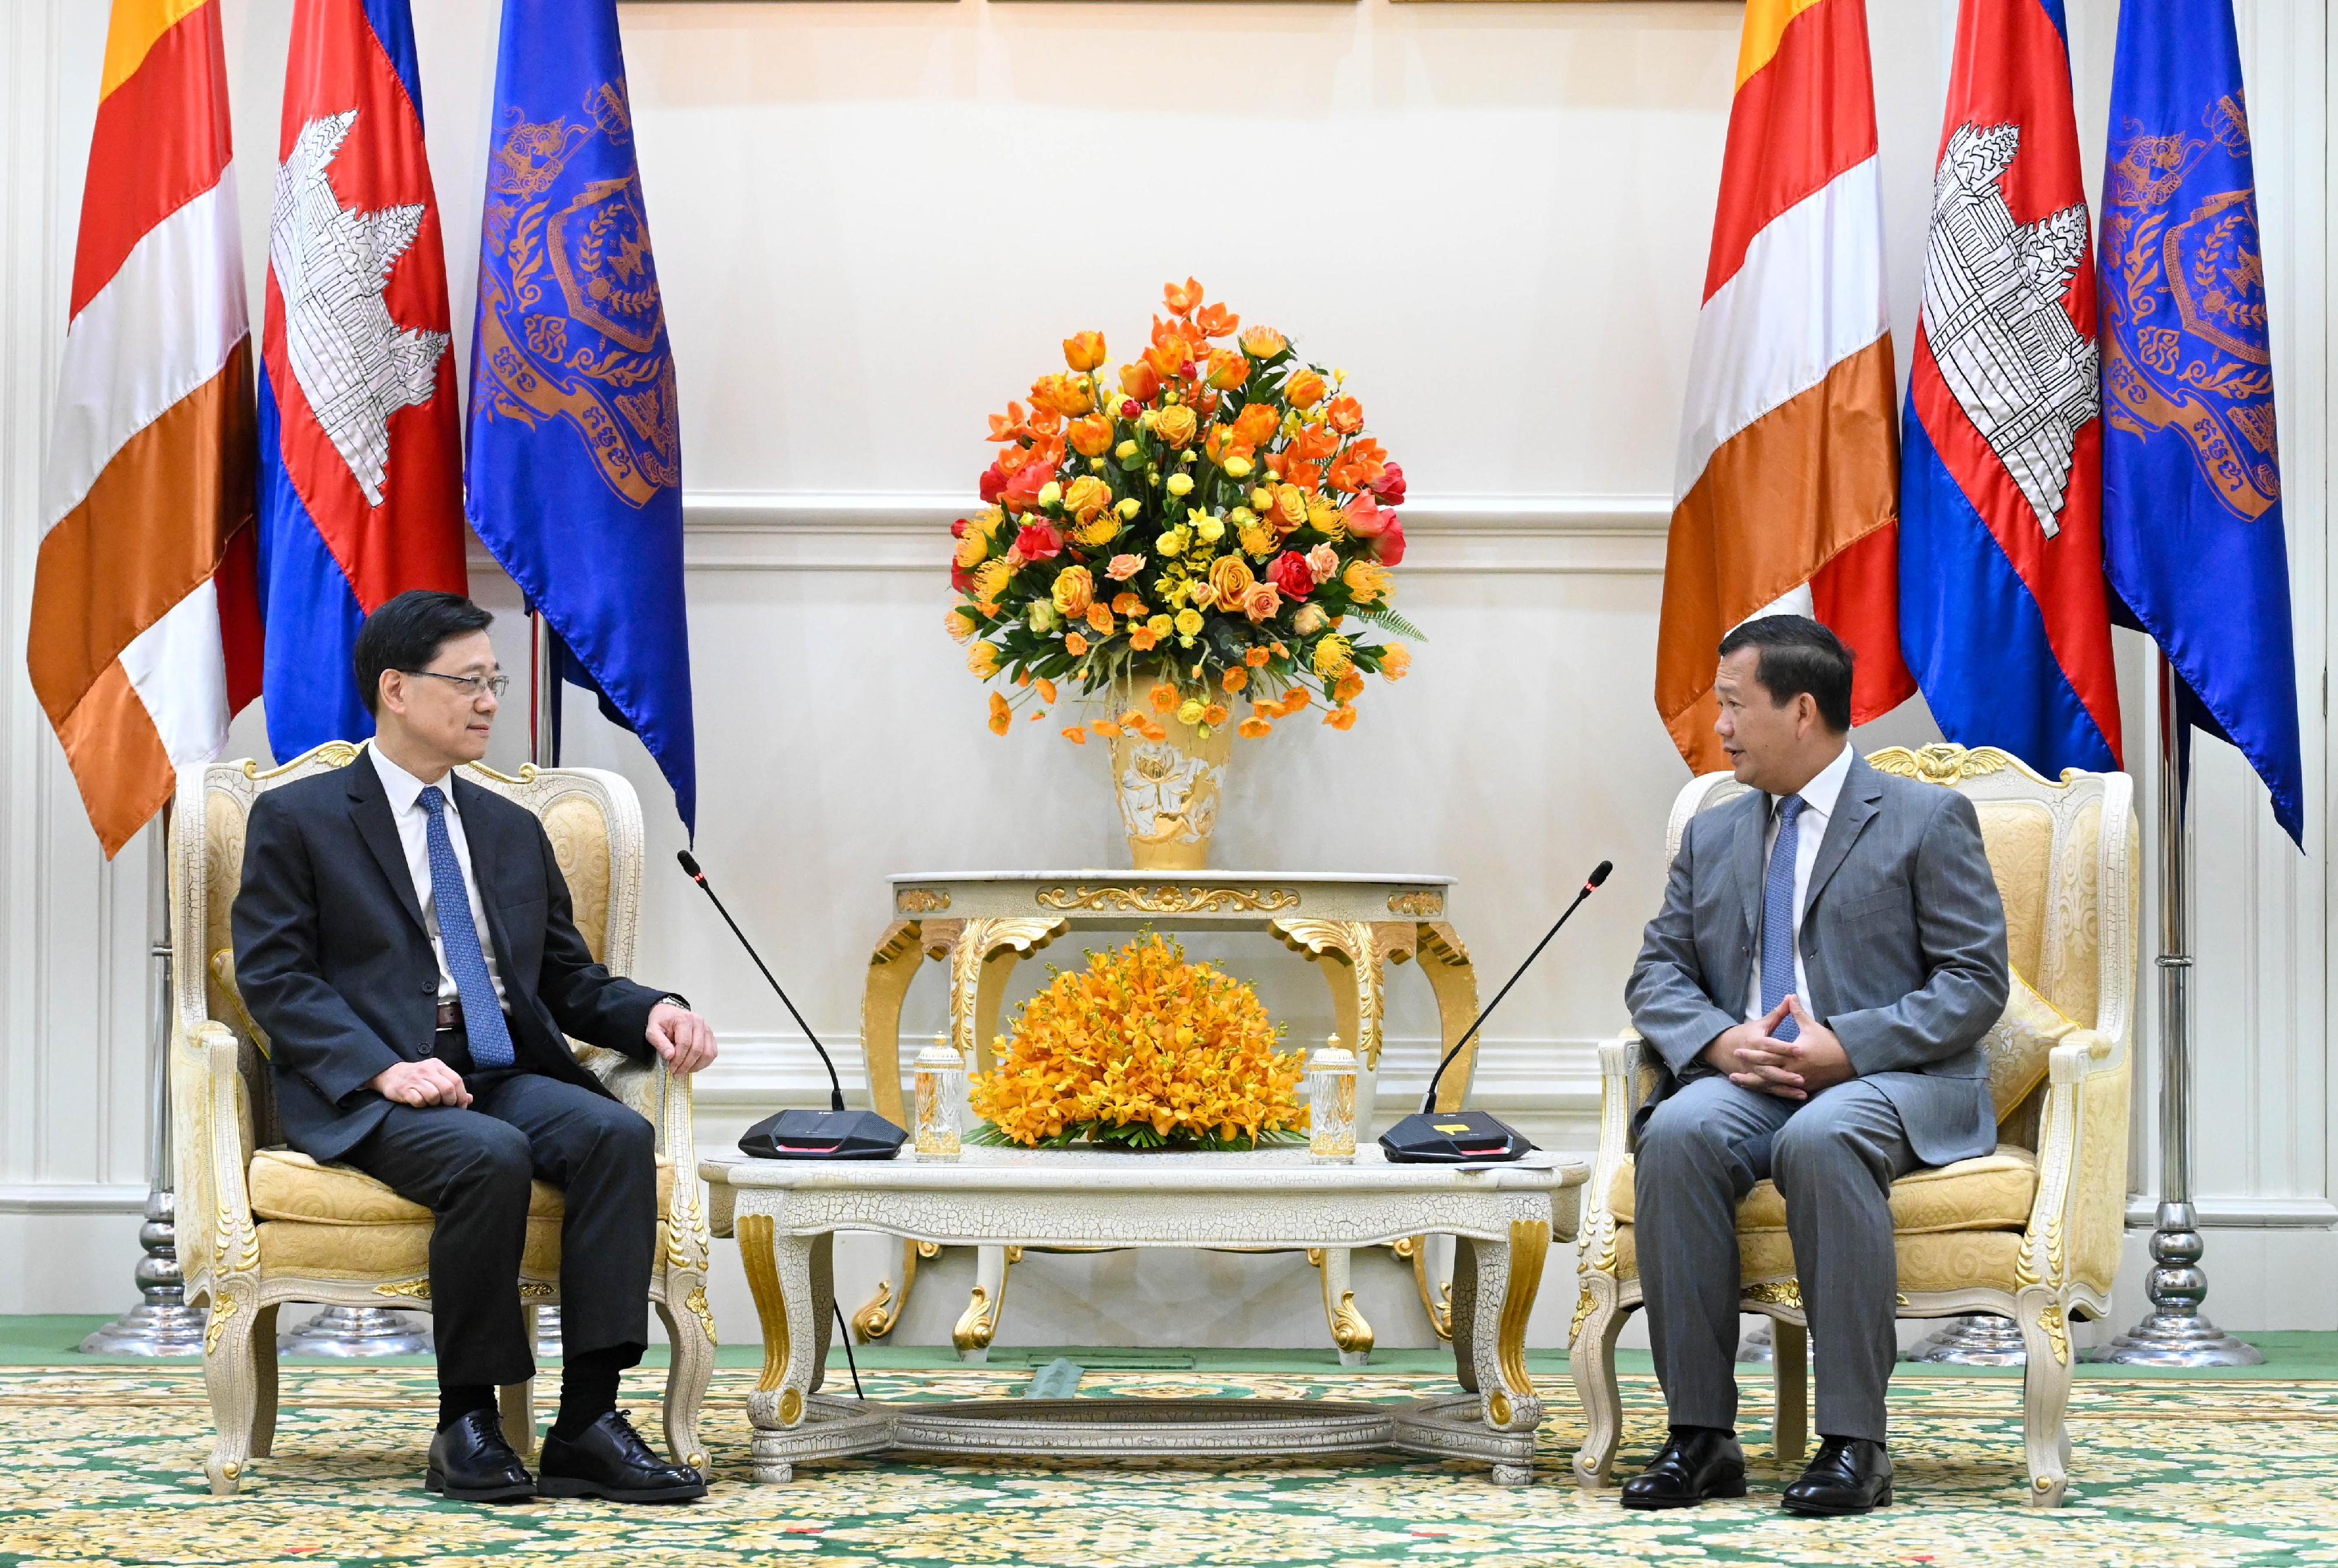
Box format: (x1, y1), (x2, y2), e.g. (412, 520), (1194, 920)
(1624, 752), (2012, 1167)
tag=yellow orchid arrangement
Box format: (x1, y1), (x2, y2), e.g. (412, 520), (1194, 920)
(970, 932), (1309, 1151)
(947, 278), (1419, 745)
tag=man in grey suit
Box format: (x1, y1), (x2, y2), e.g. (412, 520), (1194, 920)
(1622, 615), (2010, 1515)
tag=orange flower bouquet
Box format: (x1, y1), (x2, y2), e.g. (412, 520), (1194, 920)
(969, 932), (1309, 1151)
(946, 278), (1419, 745)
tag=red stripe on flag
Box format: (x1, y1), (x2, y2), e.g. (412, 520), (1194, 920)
(68, 6), (232, 321)
(216, 518), (265, 712)
(1703, 0), (1880, 304)
(1809, 524), (1914, 725)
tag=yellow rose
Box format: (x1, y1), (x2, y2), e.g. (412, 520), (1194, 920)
(1052, 565), (1095, 619)
(969, 642), (1001, 678)
(1036, 480), (1062, 510)
(1223, 455), (1253, 480)
(1148, 614), (1175, 639)
(1274, 484), (1308, 530)
(945, 608), (976, 643)
(1196, 516), (1226, 544)
(1174, 608), (1205, 638)
(1293, 603), (1328, 635)
(1341, 560), (1393, 604)
(1064, 474), (1112, 521)
(1177, 698), (1206, 726)
(1165, 472), (1194, 498)
(1116, 497), (1143, 520)
(1310, 633), (1353, 679)
(1154, 404), (1199, 449)
(1158, 528), (1189, 558)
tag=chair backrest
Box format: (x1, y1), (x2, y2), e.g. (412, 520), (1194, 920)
(1665, 743), (2138, 1139)
(170, 742), (646, 1148)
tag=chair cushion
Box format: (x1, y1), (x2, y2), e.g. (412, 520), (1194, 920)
(248, 1146), (674, 1224)
(1606, 1144), (2036, 1234)
(1609, 1223), (2030, 1296)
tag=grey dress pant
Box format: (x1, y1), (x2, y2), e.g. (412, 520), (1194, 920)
(1634, 1072), (1920, 1442)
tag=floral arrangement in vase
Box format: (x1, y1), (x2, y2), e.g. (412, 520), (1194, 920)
(945, 279), (1420, 867)
(970, 932), (1309, 1151)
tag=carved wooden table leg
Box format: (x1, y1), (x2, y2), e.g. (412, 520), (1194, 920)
(740, 1212), (817, 1483)
(1463, 1217), (1549, 1485)
(851, 920), (944, 1339)
(954, 1243), (1016, 1361)
(1307, 1247), (1374, 1366)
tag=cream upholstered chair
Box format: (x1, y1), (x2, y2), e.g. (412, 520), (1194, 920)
(169, 742), (717, 1496)
(1568, 742), (2138, 1507)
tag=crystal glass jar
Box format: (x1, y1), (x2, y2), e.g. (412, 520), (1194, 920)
(1308, 1033), (1359, 1162)
(914, 1036), (965, 1160)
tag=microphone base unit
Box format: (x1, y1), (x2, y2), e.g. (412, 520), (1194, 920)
(1378, 1109), (1535, 1165)
(739, 1109), (908, 1161)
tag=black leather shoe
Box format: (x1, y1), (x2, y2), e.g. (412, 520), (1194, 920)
(1620, 1427), (1748, 1510)
(1782, 1435), (1894, 1515)
(537, 1410), (707, 1503)
(425, 1408), (535, 1503)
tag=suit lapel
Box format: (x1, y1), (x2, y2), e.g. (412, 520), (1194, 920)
(1733, 788), (1768, 942)
(1804, 753), (1883, 913)
(345, 755), (428, 940)
(451, 774), (521, 982)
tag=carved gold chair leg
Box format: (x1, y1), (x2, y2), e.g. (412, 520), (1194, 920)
(1309, 1246), (1374, 1367)
(1769, 1316), (1809, 1468)
(853, 1237), (932, 1341)
(2018, 1292), (2076, 1507)
(655, 1286), (715, 1472)
(250, 1304), (281, 1458)
(954, 1243), (1016, 1362)
(1568, 1286), (1627, 1487)
(201, 1285), (260, 1496)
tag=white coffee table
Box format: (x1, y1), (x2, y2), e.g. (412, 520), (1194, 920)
(703, 1144), (1588, 1485)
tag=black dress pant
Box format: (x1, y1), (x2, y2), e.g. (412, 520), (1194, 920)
(341, 1043), (657, 1389)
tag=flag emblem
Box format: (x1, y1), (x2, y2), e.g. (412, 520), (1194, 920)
(270, 109), (452, 506)
(1921, 123), (2101, 538)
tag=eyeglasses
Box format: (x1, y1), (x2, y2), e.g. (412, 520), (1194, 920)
(402, 670), (510, 700)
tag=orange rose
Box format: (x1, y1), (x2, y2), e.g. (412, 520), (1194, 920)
(1195, 302), (1240, 338)
(1326, 395), (1364, 435)
(1323, 704), (1359, 731)
(1206, 349), (1249, 390)
(1222, 666), (1249, 693)
(1241, 581), (1282, 622)
(1154, 404), (1199, 449)
(1286, 369), (1327, 409)
(1163, 276), (1205, 316)
(1068, 413), (1115, 458)
(1052, 565), (1095, 619)
(1063, 475), (1112, 522)
(1272, 484), (1309, 532)
(988, 692), (1012, 736)
(1063, 330), (1108, 372)
(1120, 361), (1162, 401)
(1209, 556), (1256, 604)
(1239, 325), (1286, 359)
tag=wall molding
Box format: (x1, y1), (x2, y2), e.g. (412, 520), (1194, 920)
(466, 491), (1675, 578)
(2125, 1196), (2338, 1230)
(0, 1183), (145, 1214)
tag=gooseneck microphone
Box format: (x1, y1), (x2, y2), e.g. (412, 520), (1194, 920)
(678, 851), (906, 1161)
(1379, 859), (1613, 1165)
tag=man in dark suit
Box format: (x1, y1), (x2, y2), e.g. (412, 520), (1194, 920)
(234, 590), (717, 1504)
(1622, 615), (2010, 1515)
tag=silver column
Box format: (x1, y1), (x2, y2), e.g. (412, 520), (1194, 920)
(530, 608), (564, 1362)
(2089, 652), (2260, 1366)
(80, 817), (207, 1355)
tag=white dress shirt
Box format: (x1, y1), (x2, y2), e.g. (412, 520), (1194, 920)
(368, 744), (509, 1008)
(1744, 742), (1853, 1023)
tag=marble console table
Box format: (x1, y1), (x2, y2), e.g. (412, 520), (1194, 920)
(852, 870), (1486, 1361)
(705, 1145), (1586, 1486)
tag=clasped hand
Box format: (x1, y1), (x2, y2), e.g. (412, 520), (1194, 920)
(369, 1002), (720, 1106)
(1701, 996), (1853, 1101)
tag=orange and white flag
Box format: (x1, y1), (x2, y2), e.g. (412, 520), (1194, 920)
(29, 0), (263, 856)
(1655, 0), (1913, 772)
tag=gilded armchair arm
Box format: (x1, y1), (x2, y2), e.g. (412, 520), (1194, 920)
(1584, 1032), (1647, 1231)
(175, 1019), (261, 1311)
(2017, 1038), (2111, 1295)
(653, 1060), (714, 1289)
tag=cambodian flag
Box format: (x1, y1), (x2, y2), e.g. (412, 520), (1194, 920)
(1899, 0), (2121, 778)
(466, 0), (696, 832)
(2101, 0), (2302, 845)
(256, 0), (466, 760)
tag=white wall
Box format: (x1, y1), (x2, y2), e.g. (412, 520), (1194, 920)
(2, 0), (2330, 1352)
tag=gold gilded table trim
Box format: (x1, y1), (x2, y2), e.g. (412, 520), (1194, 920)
(1033, 884), (1301, 914)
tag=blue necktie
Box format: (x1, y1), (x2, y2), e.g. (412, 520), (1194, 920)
(418, 785), (516, 1069)
(1761, 794), (1806, 1043)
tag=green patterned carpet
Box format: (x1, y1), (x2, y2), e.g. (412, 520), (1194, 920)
(3, 1359), (2334, 1567)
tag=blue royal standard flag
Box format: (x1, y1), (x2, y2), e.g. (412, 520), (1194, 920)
(466, 0), (696, 833)
(2100, 0), (2302, 844)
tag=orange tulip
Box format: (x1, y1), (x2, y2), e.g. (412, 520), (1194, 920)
(1063, 330), (1108, 372)
(1195, 302), (1240, 339)
(1069, 413), (1115, 458)
(1323, 704), (1359, 731)
(1222, 666), (1249, 693)
(1291, 424), (1339, 462)
(1231, 403), (1279, 451)
(1205, 349), (1248, 390)
(1144, 340), (1189, 381)
(1282, 460), (1322, 493)
(1030, 373), (1093, 418)
(1286, 369), (1327, 409)
(1326, 395), (1364, 435)
(1239, 325), (1286, 359)
(988, 692), (1013, 736)
(1120, 361), (1162, 401)
(1163, 276), (1205, 316)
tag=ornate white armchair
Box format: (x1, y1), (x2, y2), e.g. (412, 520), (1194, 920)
(1569, 743), (2138, 1507)
(170, 743), (717, 1496)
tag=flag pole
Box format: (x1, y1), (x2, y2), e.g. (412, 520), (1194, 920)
(2089, 651), (2260, 1365)
(527, 608), (565, 1361)
(78, 812), (207, 1355)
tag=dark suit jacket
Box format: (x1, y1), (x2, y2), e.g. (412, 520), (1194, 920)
(232, 754), (667, 1162)
(1624, 752), (2012, 1167)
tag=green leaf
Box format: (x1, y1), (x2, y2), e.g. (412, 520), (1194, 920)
(1351, 604), (1427, 642)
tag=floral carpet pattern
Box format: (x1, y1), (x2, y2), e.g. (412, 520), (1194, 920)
(2, 1361), (2334, 1567)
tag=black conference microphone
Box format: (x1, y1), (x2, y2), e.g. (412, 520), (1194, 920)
(677, 851), (905, 1161)
(1379, 860), (1613, 1165)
